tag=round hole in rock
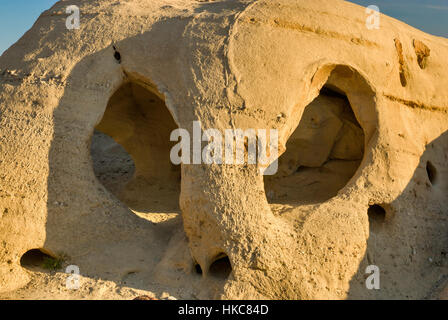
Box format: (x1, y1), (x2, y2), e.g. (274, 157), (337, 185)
(90, 81), (181, 216)
(20, 249), (56, 270)
(209, 254), (232, 280)
(368, 204), (386, 227)
(264, 85), (365, 205)
(426, 161), (438, 185)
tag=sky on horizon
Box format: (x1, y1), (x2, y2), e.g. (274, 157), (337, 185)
(0, 0), (447, 55)
(348, 0), (448, 38)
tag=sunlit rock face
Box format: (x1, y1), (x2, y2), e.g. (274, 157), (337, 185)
(0, 0), (447, 300)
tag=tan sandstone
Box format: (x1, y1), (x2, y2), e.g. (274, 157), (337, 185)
(0, 0), (447, 299)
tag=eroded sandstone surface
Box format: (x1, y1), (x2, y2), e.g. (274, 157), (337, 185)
(0, 0), (447, 299)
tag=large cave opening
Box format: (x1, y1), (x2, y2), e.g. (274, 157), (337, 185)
(90, 81), (180, 215)
(264, 85), (365, 205)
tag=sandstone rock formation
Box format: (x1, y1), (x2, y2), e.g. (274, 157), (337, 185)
(0, 0), (447, 299)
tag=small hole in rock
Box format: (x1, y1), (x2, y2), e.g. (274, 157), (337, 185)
(368, 204), (386, 226)
(426, 161), (438, 185)
(112, 45), (121, 63)
(195, 263), (203, 275)
(209, 254), (232, 279)
(114, 51), (121, 63)
(20, 249), (57, 270)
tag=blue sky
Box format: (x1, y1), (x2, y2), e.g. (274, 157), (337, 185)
(0, 0), (58, 55)
(347, 0), (448, 38)
(0, 0), (447, 55)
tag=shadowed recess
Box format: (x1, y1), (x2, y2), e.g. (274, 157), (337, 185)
(426, 161), (438, 185)
(20, 249), (56, 270)
(209, 254), (232, 280)
(265, 83), (365, 205)
(90, 81), (181, 214)
(194, 263), (203, 275)
(368, 204), (386, 227)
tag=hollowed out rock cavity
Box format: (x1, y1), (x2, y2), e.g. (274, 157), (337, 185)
(265, 85), (365, 205)
(20, 249), (58, 271)
(208, 253), (232, 280)
(90, 81), (181, 214)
